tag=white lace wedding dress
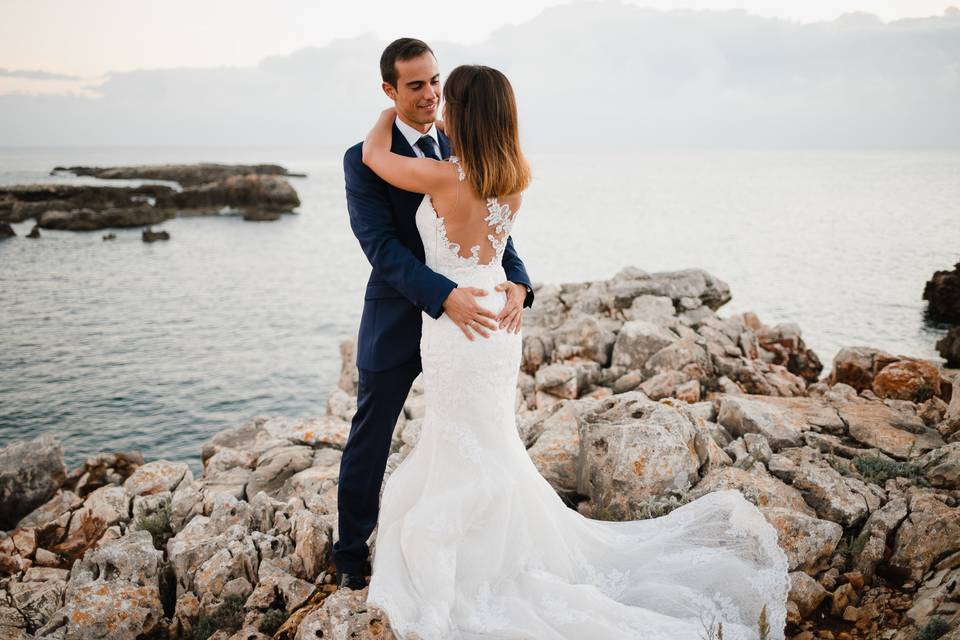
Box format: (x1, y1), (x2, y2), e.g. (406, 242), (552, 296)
(365, 157), (790, 639)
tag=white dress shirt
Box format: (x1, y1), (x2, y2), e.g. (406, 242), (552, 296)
(395, 116), (441, 158)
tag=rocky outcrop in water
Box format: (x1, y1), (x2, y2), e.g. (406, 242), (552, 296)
(924, 261), (960, 324)
(938, 328), (960, 368)
(1, 267), (959, 640)
(52, 163), (305, 187)
(142, 228), (170, 243)
(0, 163), (303, 232)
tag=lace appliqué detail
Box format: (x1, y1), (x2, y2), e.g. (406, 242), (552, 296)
(429, 155), (516, 270)
(450, 155), (466, 182)
(484, 197), (515, 260)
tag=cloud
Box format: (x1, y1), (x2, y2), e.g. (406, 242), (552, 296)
(1, 3), (958, 150)
(0, 68), (83, 81)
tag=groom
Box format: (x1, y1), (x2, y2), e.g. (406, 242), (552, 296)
(333, 38), (535, 590)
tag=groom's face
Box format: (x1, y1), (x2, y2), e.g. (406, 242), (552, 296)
(383, 52), (440, 130)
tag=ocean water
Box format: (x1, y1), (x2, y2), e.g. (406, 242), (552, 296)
(1, 146), (957, 472)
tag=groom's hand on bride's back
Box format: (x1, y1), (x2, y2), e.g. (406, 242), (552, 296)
(442, 287), (499, 341)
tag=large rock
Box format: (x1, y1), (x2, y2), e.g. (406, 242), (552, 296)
(37, 206), (172, 231)
(767, 448), (876, 527)
(828, 347), (899, 392)
(166, 174), (300, 214)
(551, 315), (617, 366)
(123, 460), (192, 497)
(872, 359), (941, 402)
(839, 402), (944, 459)
(916, 442), (960, 489)
(36, 530), (163, 640)
(577, 397), (700, 519)
(610, 267), (732, 311)
(246, 446), (315, 499)
(610, 321), (678, 371)
(922, 261), (960, 323)
(641, 337), (711, 381)
(853, 495), (908, 582)
(715, 395), (809, 451)
(936, 327), (960, 368)
(889, 491), (960, 582)
(16, 490), (83, 530)
(689, 464), (816, 517)
(760, 508), (843, 574)
(295, 587), (394, 640)
(526, 400), (595, 493)
(282, 448), (342, 502)
(0, 435), (67, 530)
(5, 570), (68, 631)
(789, 571), (829, 619)
(263, 416), (351, 450)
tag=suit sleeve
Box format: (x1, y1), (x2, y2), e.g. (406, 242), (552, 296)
(501, 235), (535, 309)
(344, 145), (457, 319)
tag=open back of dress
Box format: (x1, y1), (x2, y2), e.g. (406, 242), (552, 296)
(423, 155), (520, 272)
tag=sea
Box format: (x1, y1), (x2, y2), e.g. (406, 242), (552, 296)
(1, 146), (957, 473)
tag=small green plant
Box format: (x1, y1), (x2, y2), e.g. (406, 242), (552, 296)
(825, 453), (855, 476)
(849, 528), (871, 557)
(916, 617), (951, 640)
(853, 454), (928, 486)
(259, 608), (288, 635)
(191, 595), (245, 640)
(137, 504), (173, 550)
(633, 492), (692, 520)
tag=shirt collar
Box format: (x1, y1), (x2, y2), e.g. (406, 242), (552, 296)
(395, 115), (439, 153)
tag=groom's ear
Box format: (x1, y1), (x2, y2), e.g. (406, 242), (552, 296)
(382, 81), (398, 102)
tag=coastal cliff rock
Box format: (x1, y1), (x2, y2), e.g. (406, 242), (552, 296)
(2, 267), (959, 639)
(0, 435), (67, 530)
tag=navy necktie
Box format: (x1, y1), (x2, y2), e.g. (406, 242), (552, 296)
(415, 135), (440, 161)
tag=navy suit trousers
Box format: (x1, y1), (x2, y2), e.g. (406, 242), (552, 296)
(332, 357), (422, 575)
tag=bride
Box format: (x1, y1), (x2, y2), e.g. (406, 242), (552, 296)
(359, 64), (790, 640)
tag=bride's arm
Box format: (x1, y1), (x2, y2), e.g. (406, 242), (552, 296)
(362, 107), (452, 193)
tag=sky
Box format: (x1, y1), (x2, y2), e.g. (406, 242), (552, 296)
(1, 0), (957, 84)
(1, 1), (958, 149)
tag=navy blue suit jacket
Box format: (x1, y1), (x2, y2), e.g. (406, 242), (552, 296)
(345, 124), (534, 372)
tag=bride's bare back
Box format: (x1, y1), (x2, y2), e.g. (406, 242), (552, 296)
(427, 156), (522, 267)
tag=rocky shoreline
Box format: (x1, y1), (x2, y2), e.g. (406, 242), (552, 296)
(0, 163), (303, 233)
(2, 266), (959, 640)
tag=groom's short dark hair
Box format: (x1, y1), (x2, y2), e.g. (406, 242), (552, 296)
(380, 38), (435, 88)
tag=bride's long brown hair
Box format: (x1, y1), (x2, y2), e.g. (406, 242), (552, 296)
(442, 65), (531, 199)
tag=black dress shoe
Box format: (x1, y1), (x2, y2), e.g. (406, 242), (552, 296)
(337, 571), (367, 590)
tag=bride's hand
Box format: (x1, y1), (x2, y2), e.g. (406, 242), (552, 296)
(378, 106), (397, 123)
(495, 281), (525, 334)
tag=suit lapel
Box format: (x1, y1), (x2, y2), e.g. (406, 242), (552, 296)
(391, 123), (417, 158)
